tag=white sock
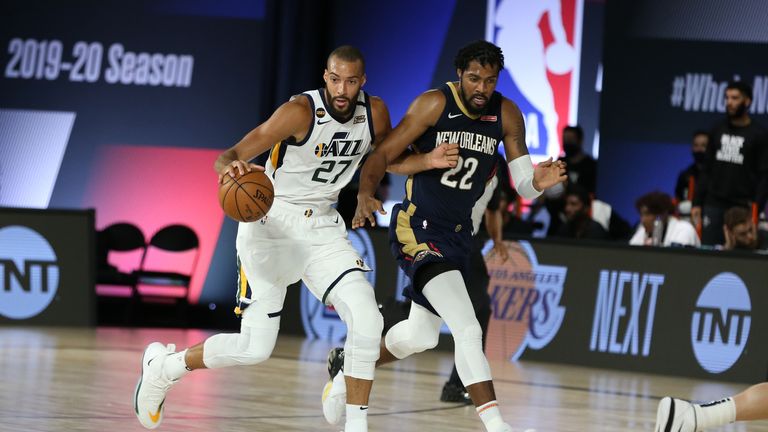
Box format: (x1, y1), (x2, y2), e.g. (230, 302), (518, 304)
(163, 349), (191, 380)
(695, 398), (736, 430)
(477, 400), (505, 431)
(345, 404), (368, 432)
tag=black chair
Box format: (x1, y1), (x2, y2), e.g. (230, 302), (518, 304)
(96, 222), (146, 324)
(96, 222), (145, 292)
(134, 224), (200, 323)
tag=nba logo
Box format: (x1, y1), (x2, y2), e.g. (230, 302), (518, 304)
(486, 0), (584, 161)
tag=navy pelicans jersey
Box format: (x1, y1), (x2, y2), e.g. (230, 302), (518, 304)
(404, 82), (503, 226)
(265, 88), (375, 208)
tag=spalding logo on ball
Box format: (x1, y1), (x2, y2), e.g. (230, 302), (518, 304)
(218, 170), (275, 222)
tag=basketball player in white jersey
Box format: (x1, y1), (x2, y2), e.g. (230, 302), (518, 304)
(132, 46), (459, 432)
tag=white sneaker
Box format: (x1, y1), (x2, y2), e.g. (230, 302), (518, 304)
(322, 370), (346, 425)
(133, 343), (178, 429)
(654, 397), (697, 432)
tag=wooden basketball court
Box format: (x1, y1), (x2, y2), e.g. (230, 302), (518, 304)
(1, 327), (765, 431)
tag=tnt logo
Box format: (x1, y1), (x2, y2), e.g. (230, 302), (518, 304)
(691, 273), (751, 374)
(485, 241), (567, 362)
(0, 226), (59, 320)
(313, 132), (364, 158)
(487, 0), (583, 161)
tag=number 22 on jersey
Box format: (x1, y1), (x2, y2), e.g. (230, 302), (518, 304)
(440, 156), (478, 190)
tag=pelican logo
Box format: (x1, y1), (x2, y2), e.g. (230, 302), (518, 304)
(485, 241), (567, 362)
(0, 226), (60, 320)
(691, 273), (751, 374)
(316, 107), (326, 118)
(300, 229), (376, 342)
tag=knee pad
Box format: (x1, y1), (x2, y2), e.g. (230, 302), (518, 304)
(384, 320), (440, 359)
(203, 326), (278, 369)
(454, 322), (483, 346)
(328, 274), (383, 380)
(453, 322), (491, 386)
(384, 304), (442, 359)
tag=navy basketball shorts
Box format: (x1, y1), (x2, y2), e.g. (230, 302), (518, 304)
(388, 203), (471, 315)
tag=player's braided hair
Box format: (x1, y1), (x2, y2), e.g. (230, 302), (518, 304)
(454, 40), (504, 72)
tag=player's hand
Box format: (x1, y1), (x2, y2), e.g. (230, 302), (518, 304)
(532, 157), (567, 191)
(691, 206), (702, 227)
(487, 240), (509, 263)
(353, 194), (385, 229)
(428, 143), (459, 169)
(218, 161), (265, 184)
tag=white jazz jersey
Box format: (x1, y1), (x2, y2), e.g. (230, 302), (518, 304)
(265, 88), (375, 209)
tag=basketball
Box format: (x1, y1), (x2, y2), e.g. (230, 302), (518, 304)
(218, 170), (274, 222)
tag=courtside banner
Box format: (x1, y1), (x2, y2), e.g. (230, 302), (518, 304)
(0, 208), (95, 326)
(487, 239), (768, 383)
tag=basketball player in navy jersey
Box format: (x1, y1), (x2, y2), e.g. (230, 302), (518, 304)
(132, 46), (459, 432)
(321, 41), (566, 432)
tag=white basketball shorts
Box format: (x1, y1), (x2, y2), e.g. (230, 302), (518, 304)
(234, 198), (371, 317)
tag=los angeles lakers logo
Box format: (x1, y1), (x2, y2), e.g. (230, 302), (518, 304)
(485, 240), (567, 362)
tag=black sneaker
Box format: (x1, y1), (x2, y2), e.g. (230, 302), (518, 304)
(327, 347), (345, 379)
(440, 381), (472, 404)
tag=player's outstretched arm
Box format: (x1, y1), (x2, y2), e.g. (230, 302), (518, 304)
(214, 98), (311, 183)
(353, 90), (445, 228)
(501, 98), (566, 197)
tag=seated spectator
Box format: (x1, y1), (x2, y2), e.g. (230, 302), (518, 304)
(722, 206), (768, 251)
(497, 189), (535, 237)
(554, 184), (608, 240)
(591, 198), (633, 241)
(630, 191), (700, 247)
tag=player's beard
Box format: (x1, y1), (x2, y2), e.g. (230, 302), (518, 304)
(727, 101), (748, 119)
(325, 89), (357, 119)
(459, 84), (488, 116)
